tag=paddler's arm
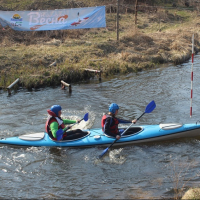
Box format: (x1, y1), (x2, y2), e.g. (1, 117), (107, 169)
(50, 120), (77, 139)
(62, 119), (78, 132)
(117, 118), (137, 124)
(63, 119), (76, 124)
(49, 121), (60, 138)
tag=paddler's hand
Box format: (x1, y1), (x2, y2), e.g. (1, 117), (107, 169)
(76, 119), (80, 123)
(116, 135), (121, 140)
(132, 119), (137, 124)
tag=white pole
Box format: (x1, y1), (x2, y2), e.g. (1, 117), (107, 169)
(190, 34), (194, 118)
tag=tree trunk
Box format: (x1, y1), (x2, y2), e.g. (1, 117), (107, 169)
(117, 0), (119, 40)
(135, 0), (138, 25)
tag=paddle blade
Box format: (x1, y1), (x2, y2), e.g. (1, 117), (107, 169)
(56, 129), (64, 141)
(98, 147), (109, 159)
(83, 113), (89, 121)
(145, 100), (156, 113)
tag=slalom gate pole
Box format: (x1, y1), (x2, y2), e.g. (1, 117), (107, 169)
(190, 34), (194, 118)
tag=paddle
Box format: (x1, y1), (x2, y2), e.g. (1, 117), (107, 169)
(98, 100), (156, 159)
(56, 113), (89, 141)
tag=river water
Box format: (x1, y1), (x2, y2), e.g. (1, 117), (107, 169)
(1, 56), (200, 199)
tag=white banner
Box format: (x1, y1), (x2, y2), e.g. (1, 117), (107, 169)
(0, 6), (106, 31)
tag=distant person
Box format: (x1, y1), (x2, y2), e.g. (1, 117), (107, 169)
(45, 105), (87, 141)
(101, 103), (137, 139)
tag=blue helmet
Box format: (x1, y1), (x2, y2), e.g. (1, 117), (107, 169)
(109, 103), (119, 114)
(51, 105), (62, 116)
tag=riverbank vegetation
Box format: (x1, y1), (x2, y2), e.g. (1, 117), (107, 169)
(1, 0), (200, 90)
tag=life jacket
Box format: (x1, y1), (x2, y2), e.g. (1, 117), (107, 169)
(45, 110), (65, 140)
(101, 114), (119, 134)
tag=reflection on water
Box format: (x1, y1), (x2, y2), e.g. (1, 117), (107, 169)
(1, 56), (200, 198)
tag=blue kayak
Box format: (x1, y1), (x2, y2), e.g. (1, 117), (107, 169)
(0, 123), (200, 147)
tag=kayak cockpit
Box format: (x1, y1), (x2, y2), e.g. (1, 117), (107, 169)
(55, 131), (90, 142)
(105, 127), (143, 138)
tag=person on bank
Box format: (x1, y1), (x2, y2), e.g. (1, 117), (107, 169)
(45, 105), (87, 141)
(101, 103), (137, 140)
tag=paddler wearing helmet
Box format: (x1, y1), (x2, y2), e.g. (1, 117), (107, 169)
(101, 103), (137, 140)
(45, 105), (87, 141)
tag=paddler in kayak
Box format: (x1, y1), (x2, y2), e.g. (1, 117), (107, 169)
(45, 105), (87, 141)
(101, 103), (137, 139)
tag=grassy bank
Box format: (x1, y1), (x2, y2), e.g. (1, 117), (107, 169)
(1, 1), (200, 90)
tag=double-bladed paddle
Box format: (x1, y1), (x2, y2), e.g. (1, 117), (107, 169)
(98, 100), (156, 159)
(56, 113), (89, 141)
